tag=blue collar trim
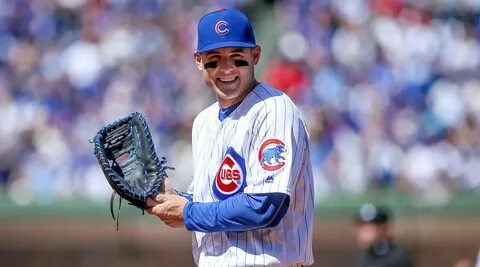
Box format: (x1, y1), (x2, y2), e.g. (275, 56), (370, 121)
(218, 101), (242, 122)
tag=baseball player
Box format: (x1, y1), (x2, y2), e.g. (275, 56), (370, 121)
(147, 8), (314, 266)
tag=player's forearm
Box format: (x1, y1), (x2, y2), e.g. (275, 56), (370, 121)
(183, 192), (289, 232)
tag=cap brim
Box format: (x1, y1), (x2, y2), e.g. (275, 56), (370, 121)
(197, 41), (256, 53)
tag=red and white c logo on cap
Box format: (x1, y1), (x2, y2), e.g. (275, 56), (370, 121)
(215, 20), (229, 35)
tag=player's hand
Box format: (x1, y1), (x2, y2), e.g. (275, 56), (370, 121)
(146, 193), (188, 228)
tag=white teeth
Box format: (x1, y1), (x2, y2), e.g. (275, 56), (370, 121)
(219, 76), (236, 82)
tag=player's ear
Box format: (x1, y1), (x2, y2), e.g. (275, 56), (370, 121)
(252, 45), (261, 65)
(193, 52), (204, 70)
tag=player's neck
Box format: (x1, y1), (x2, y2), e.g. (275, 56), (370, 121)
(218, 79), (259, 108)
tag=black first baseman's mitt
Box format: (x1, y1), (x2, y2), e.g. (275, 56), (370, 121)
(93, 112), (172, 229)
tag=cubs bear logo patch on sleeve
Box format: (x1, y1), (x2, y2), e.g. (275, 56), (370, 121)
(258, 139), (288, 171)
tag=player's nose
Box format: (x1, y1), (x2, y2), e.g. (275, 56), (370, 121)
(217, 58), (236, 72)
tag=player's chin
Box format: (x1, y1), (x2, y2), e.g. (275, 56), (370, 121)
(217, 83), (243, 97)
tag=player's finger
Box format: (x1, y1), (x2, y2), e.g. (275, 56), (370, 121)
(146, 206), (155, 215)
(154, 194), (168, 203)
(152, 202), (167, 215)
(146, 197), (158, 208)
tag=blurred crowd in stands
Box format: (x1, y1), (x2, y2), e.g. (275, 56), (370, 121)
(1, 0), (479, 206)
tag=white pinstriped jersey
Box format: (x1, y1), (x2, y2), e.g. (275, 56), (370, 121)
(189, 83), (314, 266)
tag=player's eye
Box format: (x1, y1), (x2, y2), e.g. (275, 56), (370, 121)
(204, 61), (217, 69)
(234, 59), (249, 67)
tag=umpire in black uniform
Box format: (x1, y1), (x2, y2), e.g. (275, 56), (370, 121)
(353, 203), (413, 267)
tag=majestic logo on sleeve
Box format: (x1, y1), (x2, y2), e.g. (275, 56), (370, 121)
(215, 20), (229, 35)
(213, 147), (246, 200)
(258, 139), (288, 171)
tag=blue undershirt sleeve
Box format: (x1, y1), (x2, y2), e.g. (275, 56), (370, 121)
(178, 191), (193, 202)
(183, 192), (290, 232)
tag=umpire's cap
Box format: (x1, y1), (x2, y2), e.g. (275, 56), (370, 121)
(354, 203), (391, 224)
(196, 9), (256, 53)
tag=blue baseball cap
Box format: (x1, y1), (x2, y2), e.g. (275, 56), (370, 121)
(196, 8), (256, 53)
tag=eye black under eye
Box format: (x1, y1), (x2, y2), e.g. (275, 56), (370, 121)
(203, 60), (249, 69)
(234, 60), (249, 67)
(204, 61), (217, 69)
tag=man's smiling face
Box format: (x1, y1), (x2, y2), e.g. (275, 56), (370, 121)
(194, 46), (261, 108)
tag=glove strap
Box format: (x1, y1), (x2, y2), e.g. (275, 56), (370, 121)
(110, 191), (117, 220)
(116, 197), (122, 231)
(109, 191), (122, 231)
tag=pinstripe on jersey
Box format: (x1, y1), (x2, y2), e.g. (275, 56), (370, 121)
(188, 83), (314, 266)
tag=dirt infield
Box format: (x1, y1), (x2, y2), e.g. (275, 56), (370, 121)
(0, 215), (478, 267)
